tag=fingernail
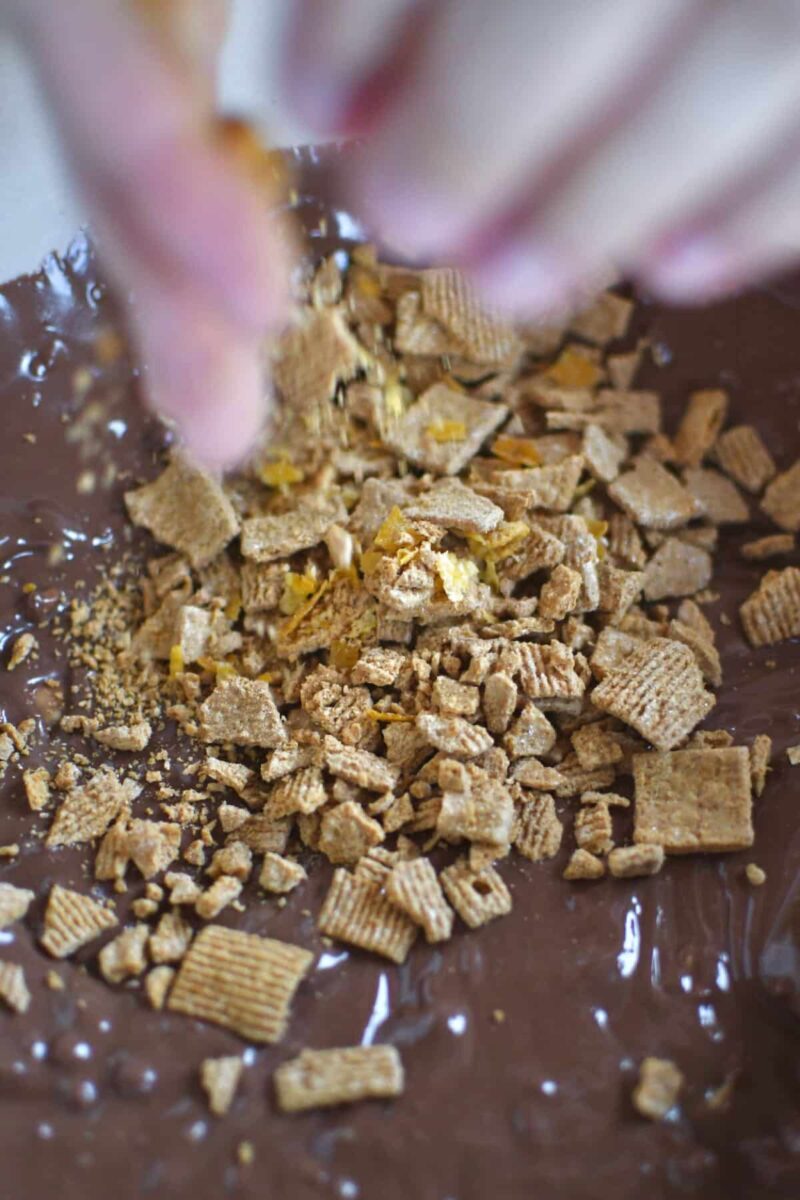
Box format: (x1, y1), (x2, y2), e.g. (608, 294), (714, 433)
(353, 164), (467, 260)
(645, 234), (738, 301)
(469, 240), (575, 317)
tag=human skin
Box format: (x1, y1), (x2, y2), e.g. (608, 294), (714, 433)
(10, 0), (800, 467)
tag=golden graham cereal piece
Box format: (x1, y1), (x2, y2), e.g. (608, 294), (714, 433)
(40, 884), (118, 959)
(318, 869), (417, 963)
(274, 1044), (404, 1114)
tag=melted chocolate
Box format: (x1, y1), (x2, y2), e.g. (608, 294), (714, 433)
(0, 149), (799, 1200)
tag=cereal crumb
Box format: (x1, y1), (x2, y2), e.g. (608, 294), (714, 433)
(633, 1057), (683, 1120)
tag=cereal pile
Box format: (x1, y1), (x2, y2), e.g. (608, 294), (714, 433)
(2, 249), (800, 1118)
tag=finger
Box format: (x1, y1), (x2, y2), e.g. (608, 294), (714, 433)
(641, 160), (800, 303)
(473, 2), (800, 311)
(281, 0), (421, 135)
(18, 0), (286, 332)
(347, 0), (700, 259)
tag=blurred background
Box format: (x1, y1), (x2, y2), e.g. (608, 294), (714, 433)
(0, 0), (312, 283)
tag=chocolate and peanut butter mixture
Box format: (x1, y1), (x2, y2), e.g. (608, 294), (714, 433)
(1, 156), (799, 1199)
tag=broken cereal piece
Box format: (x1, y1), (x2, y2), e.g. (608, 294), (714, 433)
(633, 1058), (683, 1120)
(274, 1044), (404, 1114)
(740, 567), (800, 646)
(574, 801), (613, 855)
(403, 482), (504, 534)
(324, 745), (399, 794)
(745, 863), (767, 887)
(570, 291), (633, 346)
(22, 766), (50, 811)
(125, 455), (240, 568)
(46, 766), (140, 848)
(513, 794), (563, 862)
(319, 869), (417, 963)
(168, 924), (312, 1043)
(419, 267), (522, 364)
(319, 801), (385, 865)
(439, 859), (512, 929)
(437, 777), (514, 847)
(195, 876), (243, 920)
(714, 425), (776, 493)
(673, 389), (729, 468)
(483, 672), (518, 736)
(608, 459), (697, 530)
(633, 747), (752, 853)
(538, 564), (583, 620)
(241, 504), (343, 564)
(386, 858), (453, 943)
(593, 638), (714, 752)
(761, 458), (800, 531)
(40, 884), (117, 958)
(7, 631), (37, 670)
(504, 703), (557, 760)
(384, 383), (507, 476)
(201, 1055), (244, 1116)
(199, 676), (285, 747)
(270, 766), (327, 817)
(259, 853), (307, 894)
(0, 962), (30, 1014)
(749, 734), (772, 798)
(608, 844), (665, 878)
(126, 819), (181, 879)
(563, 849), (606, 880)
(787, 745), (800, 766)
(273, 308), (361, 410)
(643, 538), (712, 601)
(145, 965), (175, 1010)
(93, 721), (152, 752)
(683, 467), (748, 524)
(98, 924), (149, 984)
(149, 911), (193, 964)
(416, 713), (493, 758)
(0, 882), (34, 928)
(740, 533), (796, 561)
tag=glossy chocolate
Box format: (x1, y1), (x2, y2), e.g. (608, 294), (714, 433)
(0, 149), (799, 1200)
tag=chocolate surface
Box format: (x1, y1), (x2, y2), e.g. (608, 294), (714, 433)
(0, 149), (799, 1200)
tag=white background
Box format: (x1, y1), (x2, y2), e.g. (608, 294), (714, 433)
(0, 0), (313, 283)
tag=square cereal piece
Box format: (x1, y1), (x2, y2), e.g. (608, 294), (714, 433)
(740, 533), (796, 561)
(125, 455), (240, 569)
(714, 425), (776, 493)
(673, 389), (729, 468)
(0, 962), (30, 1014)
(199, 676), (285, 748)
(0, 882), (34, 928)
(40, 884), (117, 958)
(274, 1044), (404, 1114)
(272, 308), (362, 410)
(420, 268), (522, 365)
(440, 859), (512, 928)
(318, 869), (417, 963)
(46, 767), (140, 848)
(241, 504), (343, 563)
(570, 291), (633, 346)
(740, 567), (800, 646)
(383, 383), (508, 476)
(403, 481), (504, 534)
(386, 859), (453, 943)
(513, 794), (563, 861)
(761, 458), (800, 532)
(633, 747), (753, 853)
(643, 538), (712, 601)
(592, 637), (714, 752)
(270, 766), (327, 818)
(168, 924), (312, 1043)
(682, 467), (748, 524)
(608, 459), (697, 530)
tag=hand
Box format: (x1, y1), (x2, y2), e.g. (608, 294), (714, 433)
(284, 0), (800, 311)
(9, 0), (291, 470)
